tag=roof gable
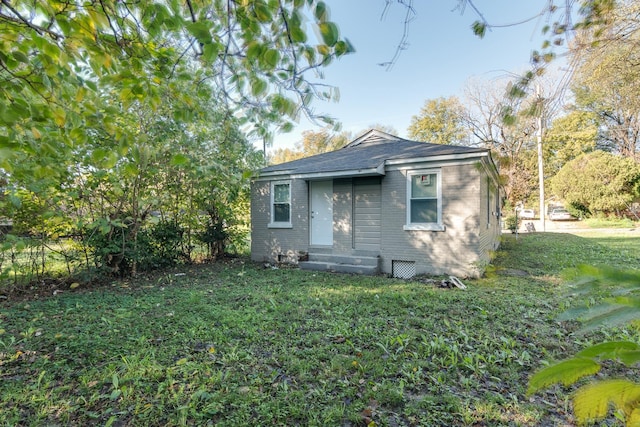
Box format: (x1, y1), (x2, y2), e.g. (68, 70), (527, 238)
(345, 129), (405, 148)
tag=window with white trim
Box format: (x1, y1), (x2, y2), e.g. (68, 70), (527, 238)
(404, 170), (443, 231)
(270, 180), (292, 227)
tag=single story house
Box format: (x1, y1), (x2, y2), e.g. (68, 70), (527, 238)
(251, 129), (502, 278)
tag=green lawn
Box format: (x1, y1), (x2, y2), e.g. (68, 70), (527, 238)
(1, 232), (639, 426)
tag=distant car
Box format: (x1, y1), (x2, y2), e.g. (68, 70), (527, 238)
(549, 208), (574, 221)
(519, 209), (535, 219)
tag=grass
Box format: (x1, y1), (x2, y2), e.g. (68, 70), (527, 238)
(1, 232), (639, 426)
(583, 216), (638, 229)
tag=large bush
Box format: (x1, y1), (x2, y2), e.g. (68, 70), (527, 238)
(549, 151), (640, 216)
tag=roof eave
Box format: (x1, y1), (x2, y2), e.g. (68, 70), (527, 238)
(254, 162), (386, 181)
(384, 151), (489, 166)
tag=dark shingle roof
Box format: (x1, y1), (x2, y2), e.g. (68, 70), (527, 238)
(259, 129), (488, 176)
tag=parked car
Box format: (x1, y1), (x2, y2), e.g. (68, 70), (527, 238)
(519, 209), (535, 219)
(549, 207), (574, 221)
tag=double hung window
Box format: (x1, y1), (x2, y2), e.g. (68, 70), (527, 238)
(404, 170), (443, 231)
(270, 181), (292, 227)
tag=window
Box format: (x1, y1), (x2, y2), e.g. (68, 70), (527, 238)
(269, 181), (292, 228)
(404, 170), (443, 231)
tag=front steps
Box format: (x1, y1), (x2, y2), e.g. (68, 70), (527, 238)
(299, 251), (380, 275)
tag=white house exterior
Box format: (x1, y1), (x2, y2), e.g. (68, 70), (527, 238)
(251, 130), (502, 278)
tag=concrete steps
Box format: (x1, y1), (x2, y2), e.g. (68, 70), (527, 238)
(299, 252), (380, 275)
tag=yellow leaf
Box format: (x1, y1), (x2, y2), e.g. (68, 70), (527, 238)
(54, 109), (66, 127)
(573, 380), (640, 424)
(70, 282), (80, 289)
(176, 357), (188, 365)
(0, 328), (5, 335)
(628, 408), (640, 427)
(31, 127), (42, 139)
(75, 87), (85, 102)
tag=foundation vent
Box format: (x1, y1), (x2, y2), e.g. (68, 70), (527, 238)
(392, 260), (416, 279)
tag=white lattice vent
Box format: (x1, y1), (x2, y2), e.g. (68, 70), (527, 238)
(392, 260), (416, 279)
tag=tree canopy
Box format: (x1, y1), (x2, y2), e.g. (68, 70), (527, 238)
(0, 0), (355, 280)
(549, 151), (640, 216)
(0, 0), (354, 166)
(269, 129), (350, 164)
(407, 97), (468, 145)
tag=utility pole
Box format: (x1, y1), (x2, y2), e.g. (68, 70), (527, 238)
(536, 85), (546, 232)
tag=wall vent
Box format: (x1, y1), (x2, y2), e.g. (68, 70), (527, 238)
(392, 260), (416, 279)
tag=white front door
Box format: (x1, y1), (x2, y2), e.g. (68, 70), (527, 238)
(310, 180), (333, 246)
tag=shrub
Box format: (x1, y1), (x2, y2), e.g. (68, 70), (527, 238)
(504, 215), (520, 233)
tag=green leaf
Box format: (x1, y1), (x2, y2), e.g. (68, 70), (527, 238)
(579, 305), (640, 333)
(187, 21), (213, 45)
(471, 21), (486, 38)
(527, 357), (600, 395)
(334, 39), (355, 56)
(253, 2), (272, 22)
(314, 1), (328, 21)
(246, 41), (264, 62)
(577, 341), (640, 359)
(262, 49), (280, 70)
(9, 194), (22, 208)
(202, 43), (220, 63)
(573, 380), (640, 424)
(170, 153), (190, 166)
(251, 78), (267, 97)
(289, 13), (307, 43)
(12, 51), (29, 63)
(618, 350), (640, 367)
(318, 22), (338, 46)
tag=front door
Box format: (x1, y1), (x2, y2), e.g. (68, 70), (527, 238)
(310, 180), (333, 246)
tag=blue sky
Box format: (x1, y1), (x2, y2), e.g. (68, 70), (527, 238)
(269, 1), (560, 150)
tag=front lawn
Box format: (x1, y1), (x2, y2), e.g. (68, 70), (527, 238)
(1, 232), (639, 426)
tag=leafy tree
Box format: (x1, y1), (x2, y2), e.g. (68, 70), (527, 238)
(544, 111), (599, 174)
(0, 0), (353, 146)
(407, 97), (468, 145)
(529, 265), (640, 426)
(570, 0), (640, 160)
(296, 129), (349, 156)
(269, 129), (351, 164)
(0, 0), (353, 280)
(572, 44), (640, 160)
(270, 147), (305, 165)
(549, 151), (640, 217)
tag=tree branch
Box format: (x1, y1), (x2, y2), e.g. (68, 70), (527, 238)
(0, 0), (60, 40)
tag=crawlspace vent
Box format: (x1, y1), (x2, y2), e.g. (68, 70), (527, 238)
(392, 260), (416, 279)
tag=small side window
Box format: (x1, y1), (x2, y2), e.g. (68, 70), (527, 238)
(269, 181), (292, 228)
